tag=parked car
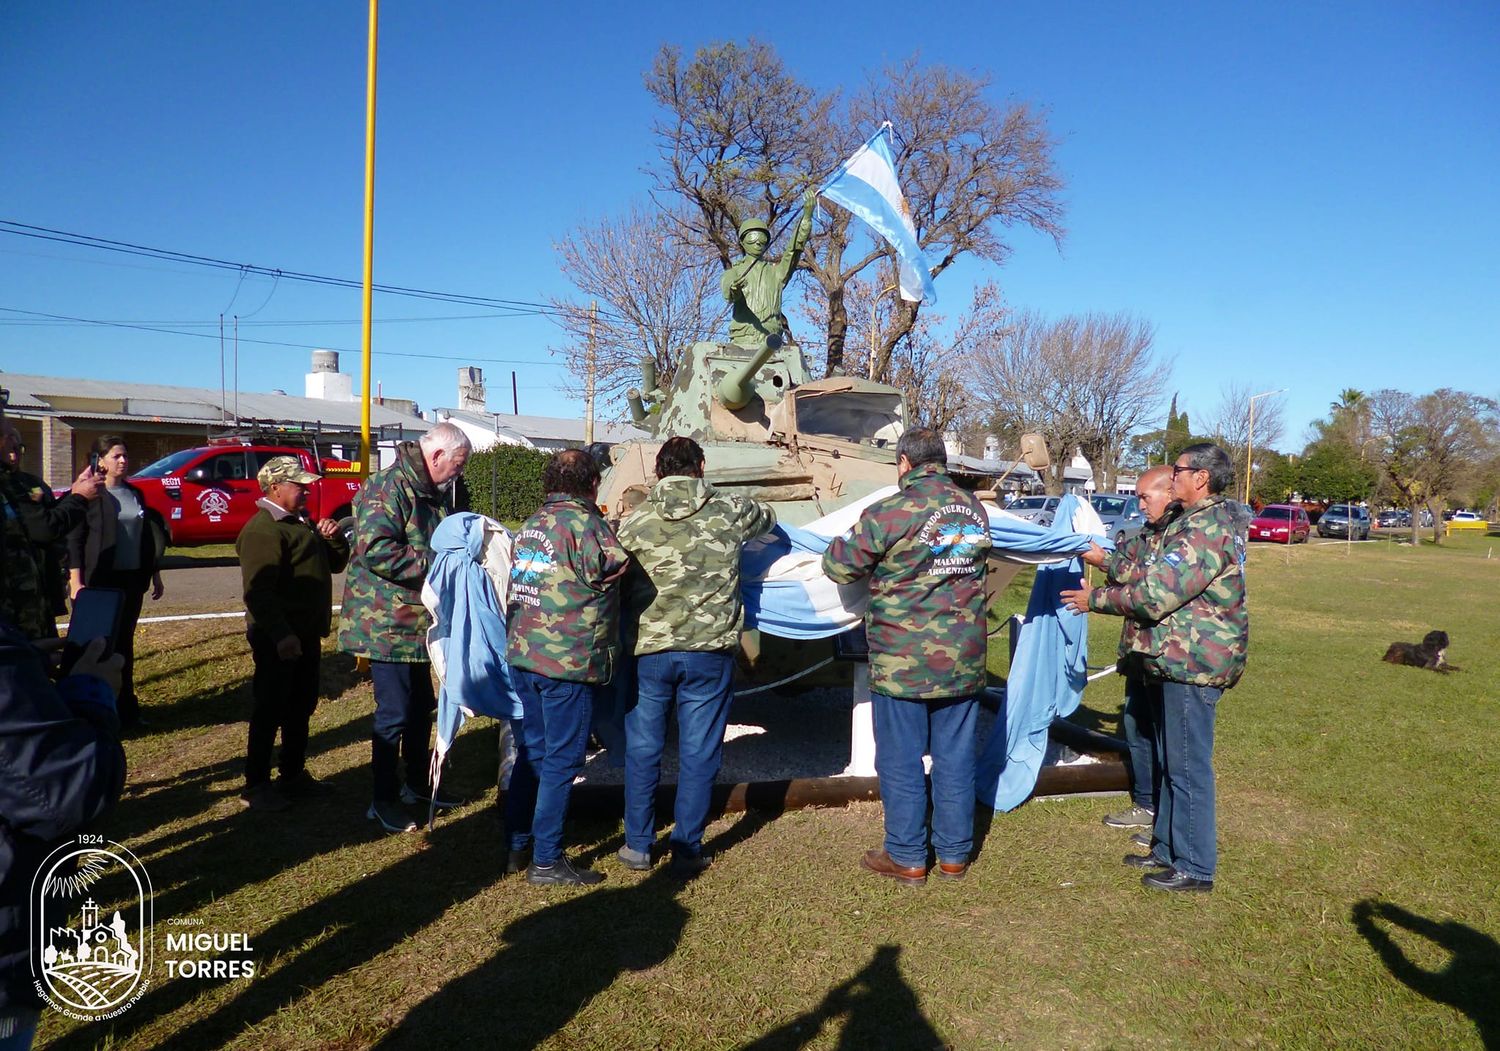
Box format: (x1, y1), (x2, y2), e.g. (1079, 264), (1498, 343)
(1088, 493), (1145, 546)
(1249, 504), (1311, 544)
(1375, 509), (1402, 529)
(1317, 504), (1371, 540)
(1446, 511), (1489, 535)
(1005, 495), (1061, 527)
(132, 439), (363, 546)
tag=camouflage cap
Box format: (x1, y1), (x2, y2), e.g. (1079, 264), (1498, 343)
(257, 455), (319, 492)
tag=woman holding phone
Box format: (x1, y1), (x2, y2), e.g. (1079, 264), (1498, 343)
(66, 435), (164, 727)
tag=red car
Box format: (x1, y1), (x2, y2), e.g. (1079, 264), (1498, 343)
(131, 440), (363, 546)
(1249, 503), (1311, 544)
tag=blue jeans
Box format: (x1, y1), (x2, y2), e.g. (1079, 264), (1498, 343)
(370, 660), (435, 803)
(1122, 676), (1162, 811)
(509, 670), (592, 865)
(624, 650), (734, 858)
(872, 691), (978, 869)
(1154, 681), (1220, 880)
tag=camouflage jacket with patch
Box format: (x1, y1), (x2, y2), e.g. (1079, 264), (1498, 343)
(1089, 494), (1248, 688)
(338, 442), (449, 662)
(1104, 512), (1173, 674)
(506, 494), (629, 684)
(821, 462), (992, 700)
(0, 471), (86, 639)
(617, 476), (776, 656)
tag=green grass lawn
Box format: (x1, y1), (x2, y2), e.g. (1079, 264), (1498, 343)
(39, 535), (1500, 1049)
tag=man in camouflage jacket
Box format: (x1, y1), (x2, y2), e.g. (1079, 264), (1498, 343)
(338, 424), (470, 832)
(822, 428), (992, 886)
(1062, 443), (1249, 893)
(504, 449), (628, 886)
(0, 421), (101, 640)
(615, 436), (775, 875)
(1081, 466), (1177, 835)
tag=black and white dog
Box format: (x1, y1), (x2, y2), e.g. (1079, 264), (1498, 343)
(1383, 630), (1458, 673)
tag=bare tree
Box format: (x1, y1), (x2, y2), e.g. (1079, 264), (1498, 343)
(1367, 388), (1499, 545)
(1072, 313), (1169, 492)
(644, 41), (1065, 378)
(1210, 382), (1286, 495)
(548, 203), (727, 419)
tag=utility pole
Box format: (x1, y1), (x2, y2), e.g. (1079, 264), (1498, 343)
(511, 370), (518, 415)
(584, 301), (597, 445)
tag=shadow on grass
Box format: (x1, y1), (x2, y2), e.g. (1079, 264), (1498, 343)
(737, 944), (945, 1050)
(1352, 899), (1500, 1049)
(374, 810), (779, 1049)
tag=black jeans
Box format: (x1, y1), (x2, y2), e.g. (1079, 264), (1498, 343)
(90, 567), (148, 724)
(369, 660), (436, 802)
(246, 628), (321, 786)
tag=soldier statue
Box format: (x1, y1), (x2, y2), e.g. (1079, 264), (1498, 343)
(720, 189), (817, 349)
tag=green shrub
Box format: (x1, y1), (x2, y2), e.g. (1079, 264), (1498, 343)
(463, 444), (550, 522)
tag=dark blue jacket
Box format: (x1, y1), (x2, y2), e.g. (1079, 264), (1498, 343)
(0, 622), (125, 1015)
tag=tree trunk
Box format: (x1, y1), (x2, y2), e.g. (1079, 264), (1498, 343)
(1429, 498), (1444, 546)
(824, 285), (848, 378)
(873, 300), (920, 383)
(1410, 500), (1421, 548)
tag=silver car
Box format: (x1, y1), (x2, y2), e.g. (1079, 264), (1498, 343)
(1006, 495), (1061, 527)
(1090, 493), (1145, 546)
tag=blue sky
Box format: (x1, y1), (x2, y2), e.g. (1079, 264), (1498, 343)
(2, 2), (1496, 450)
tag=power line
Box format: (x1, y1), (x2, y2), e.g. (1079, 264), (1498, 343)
(0, 219), (624, 322)
(0, 306), (563, 366)
(0, 310), (551, 327)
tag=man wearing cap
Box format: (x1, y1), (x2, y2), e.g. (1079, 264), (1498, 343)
(235, 455), (350, 810)
(721, 188), (817, 349)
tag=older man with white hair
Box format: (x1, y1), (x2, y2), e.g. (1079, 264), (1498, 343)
(339, 423), (472, 832)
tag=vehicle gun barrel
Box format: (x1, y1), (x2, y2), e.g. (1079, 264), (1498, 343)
(716, 334), (782, 411)
(626, 388), (647, 425)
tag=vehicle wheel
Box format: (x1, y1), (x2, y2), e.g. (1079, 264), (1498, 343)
(339, 515), (356, 550)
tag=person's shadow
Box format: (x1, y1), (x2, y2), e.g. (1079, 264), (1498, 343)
(375, 809), (778, 1049)
(1352, 898), (1500, 1049)
(737, 944), (946, 1050)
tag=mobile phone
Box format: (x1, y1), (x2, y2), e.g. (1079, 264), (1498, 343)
(61, 587), (126, 675)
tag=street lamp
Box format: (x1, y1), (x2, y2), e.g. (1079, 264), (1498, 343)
(1244, 388), (1288, 504)
(869, 283), (900, 380)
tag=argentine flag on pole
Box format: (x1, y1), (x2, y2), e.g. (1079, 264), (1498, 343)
(817, 122), (937, 304)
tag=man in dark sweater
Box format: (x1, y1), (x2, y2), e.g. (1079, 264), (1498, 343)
(235, 456), (350, 810)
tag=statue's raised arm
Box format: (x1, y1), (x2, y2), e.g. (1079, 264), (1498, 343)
(722, 189), (818, 350)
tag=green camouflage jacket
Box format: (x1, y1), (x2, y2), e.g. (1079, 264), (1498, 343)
(506, 494), (629, 684)
(0, 471), (86, 639)
(1104, 512), (1173, 674)
(821, 462), (992, 700)
(1089, 494), (1248, 688)
(617, 476), (776, 656)
(238, 500), (350, 644)
(338, 442), (448, 663)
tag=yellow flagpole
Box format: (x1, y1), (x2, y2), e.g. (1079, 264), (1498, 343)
(359, 0), (378, 476)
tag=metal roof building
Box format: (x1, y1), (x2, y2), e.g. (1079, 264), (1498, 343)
(0, 371), (427, 486)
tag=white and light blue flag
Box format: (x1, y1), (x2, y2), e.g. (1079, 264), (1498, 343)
(817, 122), (937, 304)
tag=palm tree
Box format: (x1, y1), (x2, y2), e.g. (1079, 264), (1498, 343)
(1331, 388), (1366, 415)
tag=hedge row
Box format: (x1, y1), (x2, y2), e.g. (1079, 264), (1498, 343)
(462, 444), (551, 523)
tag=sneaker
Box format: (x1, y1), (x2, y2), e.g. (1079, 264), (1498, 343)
(616, 846), (652, 871)
(400, 784), (460, 809)
(506, 848), (531, 875)
(278, 771), (334, 799)
(1130, 832), (1152, 849)
(526, 856), (605, 886)
(1102, 804), (1155, 829)
(240, 781), (290, 812)
(367, 801), (418, 833)
(668, 852), (713, 878)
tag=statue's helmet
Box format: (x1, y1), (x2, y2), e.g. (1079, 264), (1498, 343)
(737, 217), (771, 241)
